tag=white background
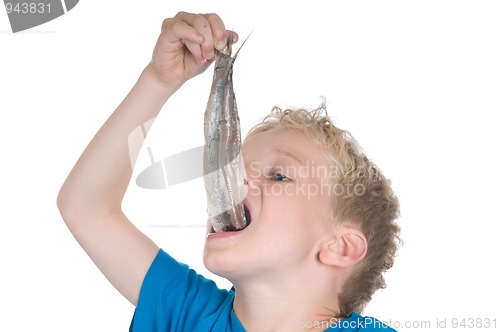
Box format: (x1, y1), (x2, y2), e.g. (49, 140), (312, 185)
(1, 1), (499, 331)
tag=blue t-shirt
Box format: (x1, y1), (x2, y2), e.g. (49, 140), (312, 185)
(130, 249), (396, 331)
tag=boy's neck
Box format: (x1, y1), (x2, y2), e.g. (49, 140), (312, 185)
(232, 282), (341, 332)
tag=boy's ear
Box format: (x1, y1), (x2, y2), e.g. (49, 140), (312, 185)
(319, 227), (367, 268)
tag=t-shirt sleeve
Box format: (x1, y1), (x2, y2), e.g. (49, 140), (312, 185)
(129, 248), (230, 331)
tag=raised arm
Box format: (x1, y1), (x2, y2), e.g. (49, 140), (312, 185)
(57, 12), (237, 305)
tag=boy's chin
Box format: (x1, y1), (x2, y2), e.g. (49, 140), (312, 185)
(203, 249), (242, 280)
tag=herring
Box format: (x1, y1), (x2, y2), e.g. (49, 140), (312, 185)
(203, 33), (249, 233)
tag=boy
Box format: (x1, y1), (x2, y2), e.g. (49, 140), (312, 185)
(57, 12), (400, 331)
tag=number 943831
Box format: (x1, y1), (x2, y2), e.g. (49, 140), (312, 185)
(5, 2), (52, 14)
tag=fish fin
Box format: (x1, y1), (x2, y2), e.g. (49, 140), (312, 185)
(232, 31), (253, 62)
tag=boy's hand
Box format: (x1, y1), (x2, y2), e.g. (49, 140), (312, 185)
(149, 12), (239, 89)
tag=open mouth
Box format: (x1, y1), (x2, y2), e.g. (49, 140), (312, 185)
(209, 204), (252, 234)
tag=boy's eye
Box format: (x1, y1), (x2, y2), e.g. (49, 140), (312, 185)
(271, 173), (290, 181)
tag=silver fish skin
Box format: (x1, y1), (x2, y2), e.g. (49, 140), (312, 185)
(203, 34), (248, 233)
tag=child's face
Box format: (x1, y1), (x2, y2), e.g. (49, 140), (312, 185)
(204, 128), (335, 283)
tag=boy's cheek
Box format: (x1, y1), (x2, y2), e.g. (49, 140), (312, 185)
(256, 182), (303, 199)
(246, 184), (262, 197)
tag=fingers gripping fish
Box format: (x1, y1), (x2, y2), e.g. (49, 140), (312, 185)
(203, 34), (250, 233)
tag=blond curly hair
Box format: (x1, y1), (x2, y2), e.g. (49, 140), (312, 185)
(245, 100), (401, 317)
